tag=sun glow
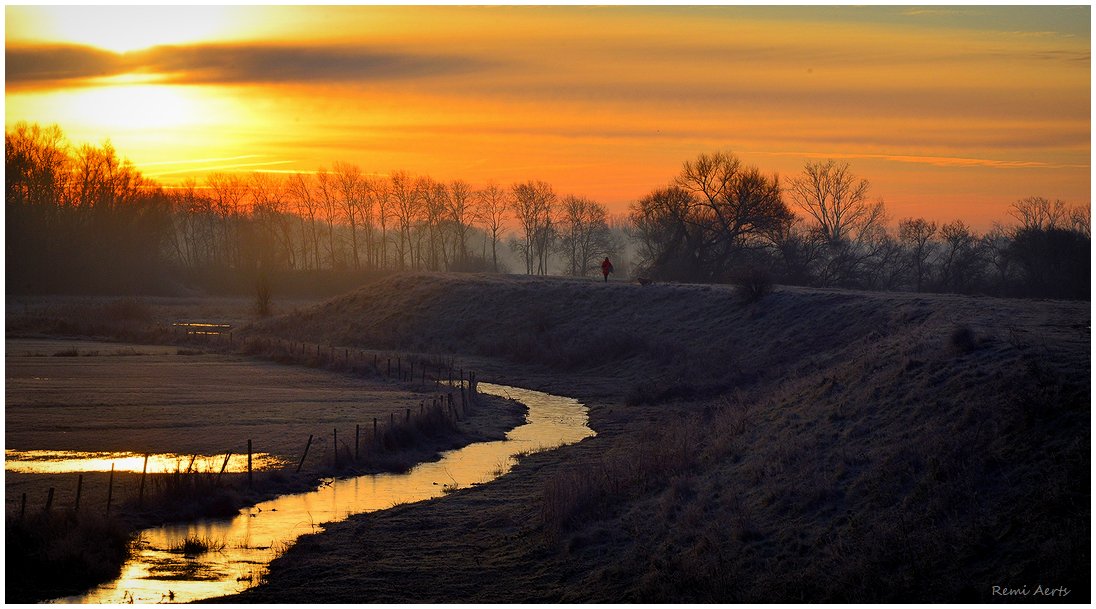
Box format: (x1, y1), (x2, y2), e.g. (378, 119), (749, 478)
(9, 5), (242, 53)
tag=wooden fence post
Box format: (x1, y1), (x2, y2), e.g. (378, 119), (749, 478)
(45, 487), (54, 512)
(19, 493), (26, 521)
(333, 428), (339, 467)
(355, 425), (360, 461)
(75, 474), (83, 511)
(218, 452), (232, 483)
(139, 454), (149, 504)
(106, 464), (115, 514)
(373, 417), (378, 440)
(247, 439), (253, 488)
(297, 435), (313, 473)
(406, 408), (411, 422)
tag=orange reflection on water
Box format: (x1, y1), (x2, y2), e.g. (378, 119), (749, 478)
(4, 450), (288, 474)
(54, 383), (594, 604)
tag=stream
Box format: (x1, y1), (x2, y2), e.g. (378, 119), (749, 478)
(51, 382), (594, 604)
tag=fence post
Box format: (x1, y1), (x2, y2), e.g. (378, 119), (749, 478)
(297, 435), (313, 473)
(218, 452), (232, 483)
(387, 358), (391, 378)
(106, 463), (115, 515)
(247, 439), (253, 488)
(45, 487), (54, 512)
(406, 408), (411, 422)
(333, 428), (338, 467)
(373, 417), (378, 440)
(19, 493), (26, 521)
(355, 425), (360, 461)
(75, 474), (83, 511)
(139, 454), (149, 505)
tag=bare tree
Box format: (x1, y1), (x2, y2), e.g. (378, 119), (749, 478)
(6, 122), (70, 209)
(898, 217), (938, 292)
(332, 161), (364, 270)
(314, 168), (341, 269)
(557, 195), (612, 277)
(249, 172), (297, 270)
(476, 182), (510, 272)
(418, 176), (449, 271)
(511, 180), (557, 275)
(366, 176), (390, 269)
(788, 159), (877, 244)
(206, 172), (248, 268)
(1009, 196), (1067, 231)
(938, 220), (982, 293)
(286, 172), (321, 270)
(447, 179), (475, 268)
(389, 170), (420, 270)
(1068, 203), (1090, 238)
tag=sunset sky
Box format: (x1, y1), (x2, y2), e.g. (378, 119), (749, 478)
(5, 4), (1091, 230)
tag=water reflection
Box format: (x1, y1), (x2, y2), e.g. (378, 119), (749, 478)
(52, 383), (594, 604)
(5, 450), (286, 475)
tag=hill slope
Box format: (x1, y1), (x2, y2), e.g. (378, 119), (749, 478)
(238, 273), (1089, 602)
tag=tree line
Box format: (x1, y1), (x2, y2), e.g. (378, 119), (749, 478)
(630, 152), (1090, 299)
(6, 122), (1088, 300)
(6, 122), (623, 294)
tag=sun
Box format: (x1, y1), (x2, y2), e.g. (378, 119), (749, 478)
(8, 5), (241, 53)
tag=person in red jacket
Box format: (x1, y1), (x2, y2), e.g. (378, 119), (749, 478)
(601, 257), (614, 282)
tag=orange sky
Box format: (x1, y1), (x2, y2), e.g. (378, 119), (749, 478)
(5, 5), (1091, 230)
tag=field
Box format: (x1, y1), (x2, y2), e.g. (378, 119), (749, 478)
(5, 273), (1090, 603)
(4, 294), (525, 602)
(234, 273), (1089, 603)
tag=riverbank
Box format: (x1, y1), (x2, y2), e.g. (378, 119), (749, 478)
(227, 272), (1088, 603)
(5, 330), (525, 602)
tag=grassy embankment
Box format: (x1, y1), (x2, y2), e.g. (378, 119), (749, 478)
(227, 272), (1088, 603)
(4, 293), (523, 603)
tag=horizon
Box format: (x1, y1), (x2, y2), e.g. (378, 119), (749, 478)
(6, 4), (1091, 232)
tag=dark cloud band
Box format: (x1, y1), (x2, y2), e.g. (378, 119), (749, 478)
(6, 42), (495, 87)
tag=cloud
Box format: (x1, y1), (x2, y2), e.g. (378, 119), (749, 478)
(5, 42), (498, 88)
(6, 44), (122, 83)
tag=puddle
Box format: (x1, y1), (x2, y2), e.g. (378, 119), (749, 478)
(51, 382), (595, 604)
(5, 451), (287, 475)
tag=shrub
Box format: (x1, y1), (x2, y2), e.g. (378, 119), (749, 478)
(733, 267), (774, 304)
(949, 325), (977, 353)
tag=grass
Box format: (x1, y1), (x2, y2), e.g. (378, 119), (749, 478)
(169, 534), (227, 556)
(5, 510), (135, 603)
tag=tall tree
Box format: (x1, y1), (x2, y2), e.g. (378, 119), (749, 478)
(476, 182), (510, 272)
(511, 180), (556, 275)
(788, 159), (880, 244)
(557, 195), (612, 277)
(898, 217), (938, 292)
(332, 161), (365, 270)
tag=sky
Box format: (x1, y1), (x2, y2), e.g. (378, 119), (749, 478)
(5, 4), (1091, 230)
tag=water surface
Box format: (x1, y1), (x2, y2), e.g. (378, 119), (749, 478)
(53, 382), (594, 604)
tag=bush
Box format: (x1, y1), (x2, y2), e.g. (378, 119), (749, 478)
(949, 325), (977, 354)
(733, 267), (774, 304)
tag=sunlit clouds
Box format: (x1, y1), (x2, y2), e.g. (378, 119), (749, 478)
(5, 5), (1089, 229)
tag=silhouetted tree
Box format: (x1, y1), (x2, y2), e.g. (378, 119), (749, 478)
(557, 195), (612, 277)
(898, 217), (938, 292)
(632, 151), (792, 282)
(788, 159), (880, 245)
(1007, 227), (1090, 299)
(476, 182), (509, 272)
(511, 180), (556, 275)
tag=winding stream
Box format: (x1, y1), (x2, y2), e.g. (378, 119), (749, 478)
(51, 382), (594, 604)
